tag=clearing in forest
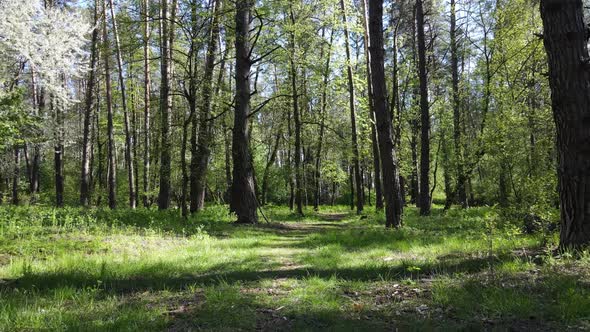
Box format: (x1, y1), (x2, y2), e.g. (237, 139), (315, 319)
(0, 205), (588, 331)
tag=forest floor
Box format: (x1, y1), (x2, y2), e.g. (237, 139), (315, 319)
(1, 204), (590, 331)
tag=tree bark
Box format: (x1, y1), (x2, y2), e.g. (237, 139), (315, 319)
(30, 72), (42, 202)
(368, 0), (403, 227)
(340, 0), (364, 215)
(102, 0), (117, 209)
(416, 0), (431, 215)
(314, 28), (334, 211)
(108, 0), (136, 209)
(12, 147), (19, 205)
(80, 0), (99, 207)
(540, 0), (590, 248)
(231, 0), (258, 224)
(451, 0), (467, 208)
(158, 0), (172, 210)
(142, 0), (151, 208)
(54, 98), (65, 208)
(360, 0), (383, 211)
(190, 0), (222, 213)
(289, 6), (304, 217)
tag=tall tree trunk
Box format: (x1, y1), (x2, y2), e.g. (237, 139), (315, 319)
(108, 0), (136, 209)
(187, 0), (199, 212)
(416, 0), (431, 216)
(349, 165), (354, 210)
(410, 118), (420, 205)
(30, 71), (42, 202)
(180, 113), (190, 217)
(142, 0), (151, 208)
(80, 0), (99, 207)
(190, 0), (223, 213)
(289, 6), (304, 217)
(314, 28), (334, 211)
(391, 5), (402, 148)
(158, 0), (172, 210)
(361, 0), (383, 211)
(130, 64), (140, 206)
(96, 91), (104, 206)
(287, 110), (295, 211)
(450, 0), (467, 208)
(340, 0), (364, 215)
(368, 0), (403, 227)
(102, 0), (117, 209)
(54, 98), (65, 208)
(231, 0), (258, 224)
(540, 0), (590, 248)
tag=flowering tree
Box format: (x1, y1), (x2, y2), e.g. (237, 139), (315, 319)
(0, 0), (90, 102)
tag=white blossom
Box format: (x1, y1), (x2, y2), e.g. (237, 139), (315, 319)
(0, 0), (92, 103)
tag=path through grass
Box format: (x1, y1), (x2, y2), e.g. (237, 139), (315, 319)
(0, 205), (589, 331)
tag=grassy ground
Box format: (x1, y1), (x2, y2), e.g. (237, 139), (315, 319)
(0, 204), (589, 331)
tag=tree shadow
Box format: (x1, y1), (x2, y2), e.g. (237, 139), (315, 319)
(1, 252), (520, 295)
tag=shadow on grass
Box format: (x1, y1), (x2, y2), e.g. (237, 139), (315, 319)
(2, 253), (516, 295)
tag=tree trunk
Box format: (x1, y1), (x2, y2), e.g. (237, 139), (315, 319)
(180, 113), (190, 217)
(190, 0), (222, 213)
(340, 0), (364, 215)
(314, 28), (334, 211)
(288, 6), (304, 217)
(540, 0), (590, 248)
(30, 72), (42, 202)
(108, 0), (136, 209)
(158, 0), (172, 210)
(12, 147), (19, 205)
(368, 0), (403, 227)
(231, 0), (258, 224)
(410, 119), (420, 205)
(54, 98), (65, 208)
(142, 0), (151, 208)
(96, 91), (104, 206)
(360, 0), (383, 211)
(451, 0), (467, 208)
(349, 165), (354, 210)
(417, 0), (431, 216)
(102, 0), (117, 209)
(80, 0), (99, 207)
(287, 103), (295, 211)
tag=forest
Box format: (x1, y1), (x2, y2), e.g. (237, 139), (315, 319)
(0, 0), (590, 330)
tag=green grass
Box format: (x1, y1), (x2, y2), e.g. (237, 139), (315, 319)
(0, 204), (588, 331)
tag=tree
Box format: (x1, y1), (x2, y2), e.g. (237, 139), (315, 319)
(231, 0), (258, 224)
(289, 4), (304, 217)
(190, 0), (223, 213)
(450, 0), (467, 208)
(540, 0), (590, 248)
(158, 0), (172, 210)
(80, 0), (100, 207)
(368, 0), (402, 228)
(314, 27), (334, 211)
(340, 0), (364, 215)
(416, 0), (431, 216)
(360, 0), (383, 211)
(109, 0), (136, 209)
(102, 0), (117, 209)
(142, 0), (151, 207)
